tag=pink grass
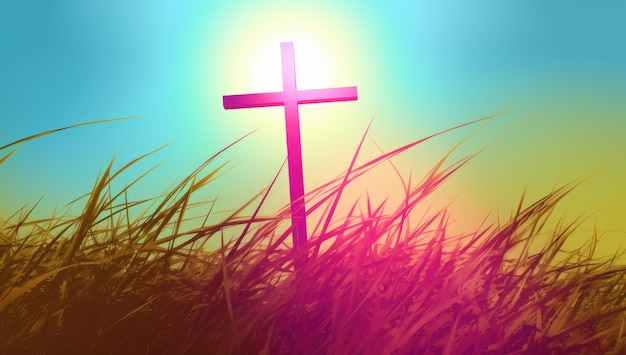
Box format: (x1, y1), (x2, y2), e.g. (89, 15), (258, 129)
(1, 115), (626, 354)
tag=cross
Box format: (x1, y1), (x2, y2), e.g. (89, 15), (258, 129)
(223, 41), (358, 252)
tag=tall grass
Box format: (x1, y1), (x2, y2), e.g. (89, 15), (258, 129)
(1, 116), (626, 354)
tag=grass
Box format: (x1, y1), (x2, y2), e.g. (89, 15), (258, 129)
(1, 116), (626, 354)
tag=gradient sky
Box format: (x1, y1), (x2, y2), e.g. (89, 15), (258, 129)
(1, 1), (625, 257)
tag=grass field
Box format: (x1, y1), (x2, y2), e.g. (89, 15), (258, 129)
(1, 117), (626, 354)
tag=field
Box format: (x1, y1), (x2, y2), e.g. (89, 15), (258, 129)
(1, 117), (626, 354)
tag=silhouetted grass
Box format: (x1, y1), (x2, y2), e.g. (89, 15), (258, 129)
(1, 116), (625, 354)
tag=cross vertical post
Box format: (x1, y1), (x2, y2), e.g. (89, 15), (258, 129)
(280, 43), (308, 250)
(222, 42), (358, 261)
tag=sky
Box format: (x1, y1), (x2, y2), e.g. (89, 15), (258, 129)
(1, 1), (625, 257)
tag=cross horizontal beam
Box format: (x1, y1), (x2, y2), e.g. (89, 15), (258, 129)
(223, 87), (357, 109)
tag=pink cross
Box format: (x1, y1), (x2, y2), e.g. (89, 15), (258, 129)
(223, 42), (358, 251)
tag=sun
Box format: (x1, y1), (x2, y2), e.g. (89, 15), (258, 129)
(210, 1), (368, 119)
(249, 37), (332, 92)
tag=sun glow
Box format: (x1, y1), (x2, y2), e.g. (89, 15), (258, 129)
(212, 2), (362, 97)
(249, 38), (332, 92)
